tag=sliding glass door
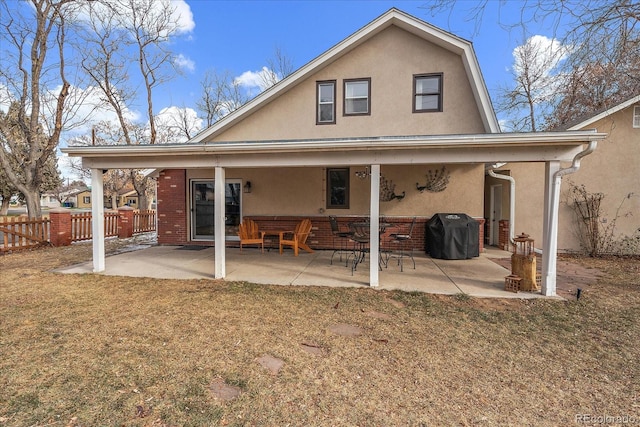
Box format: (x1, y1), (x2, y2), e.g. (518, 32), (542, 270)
(191, 180), (242, 240)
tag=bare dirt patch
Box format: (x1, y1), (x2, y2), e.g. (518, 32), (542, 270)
(1, 243), (638, 426)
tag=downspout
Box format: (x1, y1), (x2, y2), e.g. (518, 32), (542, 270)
(487, 167), (516, 248)
(541, 140), (598, 296)
(546, 140), (599, 252)
(488, 140), (597, 255)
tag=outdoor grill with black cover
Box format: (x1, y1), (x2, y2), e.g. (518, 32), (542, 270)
(425, 213), (479, 259)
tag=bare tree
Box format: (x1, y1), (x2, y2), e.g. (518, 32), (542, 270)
(196, 69), (250, 127)
(261, 46), (295, 88)
(0, 0), (76, 218)
(423, 0), (640, 129)
(77, 0), (184, 209)
(497, 35), (568, 131)
(197, 48), (294, 127)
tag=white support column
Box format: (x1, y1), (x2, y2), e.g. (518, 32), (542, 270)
(214, 167), (226, 279)
(91, 168), (105, 272)
(541, 161), (561, 296)
(369, 164), (380, 287)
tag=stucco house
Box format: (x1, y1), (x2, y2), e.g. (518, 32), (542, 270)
(63, 9), (606, 295)
(487, 95), (639, 254)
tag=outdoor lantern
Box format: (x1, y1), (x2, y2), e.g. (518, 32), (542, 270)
(510, 232), (539, 292)
(243, 181), (252, 194)
(513, 232), (534, 256)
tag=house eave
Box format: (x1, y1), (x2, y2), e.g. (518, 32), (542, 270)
(567, 94), (640, 130)
(63, 131), (606, 156)
(62, 131), (607, 170)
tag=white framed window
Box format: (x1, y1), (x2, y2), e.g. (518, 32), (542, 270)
(414, 73), (443, 112)
(634, 105), (640, 128)
(83, 196), (91, 204)
(344, 78), (370, 115)
(317, 80), (336, 124)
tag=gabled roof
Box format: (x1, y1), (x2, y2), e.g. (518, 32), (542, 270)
(191, 8), (499, 143)
(567, 94), (640, 130)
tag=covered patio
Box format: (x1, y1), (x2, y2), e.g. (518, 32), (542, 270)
(57, 243), (552, 299)
(62, 131), (607, 297)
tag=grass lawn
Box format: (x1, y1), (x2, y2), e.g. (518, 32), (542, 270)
(1, 240), (638, 426)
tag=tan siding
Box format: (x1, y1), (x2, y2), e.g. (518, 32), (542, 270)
(187, 164), (484, 219)
(210, 25), (486, 143)
(503, 103), (640, 252)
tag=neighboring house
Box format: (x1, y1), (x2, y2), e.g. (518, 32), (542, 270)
(63, 9), (606, 295)
(118, 189), (139, 208)
(76, 189), (92, 209)
(487, 95), (640, 254)
(40, 192), (62, 209)
(77, 187), (140, 209)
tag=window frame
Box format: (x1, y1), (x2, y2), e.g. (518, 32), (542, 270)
(83, 196), (91, 204)
(326, 168), (350, 209)
(413, 73), (443, 113)
(316, 80), (336, 125)
(634, 105), (640, 128)
(343, 78), (371, 116)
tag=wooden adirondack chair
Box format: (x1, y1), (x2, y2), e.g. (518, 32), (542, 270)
(237, 219), (265, 253)
(279, 218), (314, 256)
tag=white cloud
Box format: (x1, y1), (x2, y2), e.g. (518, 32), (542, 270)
(171, 0), (196, 34)
(70, 0), (195, 38)
(234, 66), (278, 93)
(174, 53), (195, 72)
(512, 35), (569, 77)
(0, 84), (14, 114)
(154, 106), (203, 143)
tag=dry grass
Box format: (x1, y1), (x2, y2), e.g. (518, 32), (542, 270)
(1, 240), (639, 426)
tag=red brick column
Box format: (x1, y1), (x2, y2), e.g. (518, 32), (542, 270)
(499, 220), (511, 251)
(49, 208), (72, 247)
(475, 217), (485, 253)
(117, 206), (135, 238)
(157, 169), (187, 245)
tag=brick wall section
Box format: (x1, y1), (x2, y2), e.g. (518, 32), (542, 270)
(246, 216), (485, 254)
(117, 206), (135, 238)
(157, 169), (187, 245)
(499, 220), (511, 251)
(49, 208), (72, 247)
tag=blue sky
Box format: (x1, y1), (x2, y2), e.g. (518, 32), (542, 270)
(160, 0), (561, 116)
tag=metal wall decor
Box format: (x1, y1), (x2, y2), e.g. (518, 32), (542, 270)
(380, 176), (405, 201)
(416, 166), (450, 193)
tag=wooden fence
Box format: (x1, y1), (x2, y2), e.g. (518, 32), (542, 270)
(69, 211), (120, 242)
(133, 210), (156, 234)
(0, 216), (51, 253)
(0, 209), (156, 253)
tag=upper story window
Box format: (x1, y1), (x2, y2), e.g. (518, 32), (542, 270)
(326, 168), (350, 209)
(414, 73), (443, 112)
(83, 196), (91, 204)
(344, 78), (371, 115)
(317, 80), (336, 124)
(634, 105), (640, 128)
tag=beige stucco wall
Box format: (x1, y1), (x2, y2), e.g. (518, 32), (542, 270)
(494, 163), (546, 249)
(186, 164), (484, 219)
(209, 25), (486, 143)
(497, 102), (640, 252)
(564, 104), (640, 247)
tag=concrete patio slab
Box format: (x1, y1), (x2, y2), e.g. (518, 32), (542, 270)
(56, 245), (549, 299)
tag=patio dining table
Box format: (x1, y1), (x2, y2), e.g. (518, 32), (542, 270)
(348, 221), (393, 274)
